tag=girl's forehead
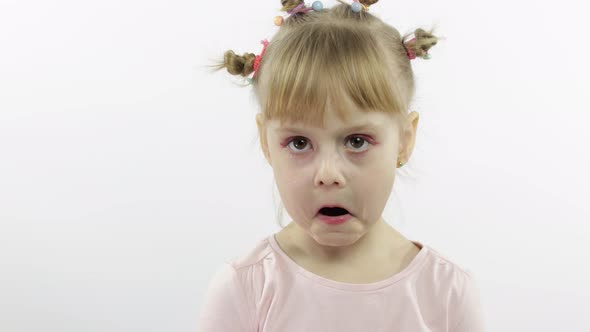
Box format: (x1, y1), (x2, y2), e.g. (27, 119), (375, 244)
(268, 109), (396, 133)
(262, 88), (401, 132)
(272, 98), (365, 126)
(268, 109), (354, 130)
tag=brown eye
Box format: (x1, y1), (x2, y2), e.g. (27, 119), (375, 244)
(346, 136), (369, 152)
(287, 137), (311, 152)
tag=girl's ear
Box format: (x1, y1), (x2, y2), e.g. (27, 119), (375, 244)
(256, 113), (271, 164)
(399, 111), (419, 162)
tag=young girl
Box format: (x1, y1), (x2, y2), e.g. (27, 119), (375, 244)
(199, 0), (485, 331)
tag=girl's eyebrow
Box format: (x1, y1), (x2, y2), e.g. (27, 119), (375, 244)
(276, 123), (382, 133)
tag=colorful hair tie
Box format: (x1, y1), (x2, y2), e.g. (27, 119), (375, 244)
(336, 0), (369, 13)
(288, 3), (313, 15)
(403, 33), (417, 60)
(245, 39), (269, 84)
(274, 1), (323, 26)
(403, 32), (431, 60)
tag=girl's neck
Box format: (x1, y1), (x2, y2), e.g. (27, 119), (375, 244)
(276, 217), (412, 266)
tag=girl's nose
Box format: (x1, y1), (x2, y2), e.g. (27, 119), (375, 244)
(313, 154), (346, 188)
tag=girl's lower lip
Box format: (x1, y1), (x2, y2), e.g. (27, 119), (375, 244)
(317, 213), (352, 225)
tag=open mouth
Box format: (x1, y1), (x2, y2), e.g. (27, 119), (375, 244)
(318, 207), (350, 216)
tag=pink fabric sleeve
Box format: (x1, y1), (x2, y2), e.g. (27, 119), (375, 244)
(451, 270), (486, 332)
(196, 263), (256, 332)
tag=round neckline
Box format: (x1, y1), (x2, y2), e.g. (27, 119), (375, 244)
(268, 233), (430, 292)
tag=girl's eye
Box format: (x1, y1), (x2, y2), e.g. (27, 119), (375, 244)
(346, 136), (370, 152)
(286, 137), (311, 153)
(286, 135), (371, 154)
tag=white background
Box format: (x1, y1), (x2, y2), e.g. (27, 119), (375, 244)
(1, 0), (589, 331)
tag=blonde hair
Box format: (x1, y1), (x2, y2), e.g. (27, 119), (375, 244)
(209, 1), (441, 227)
(210, 1), (440, 130)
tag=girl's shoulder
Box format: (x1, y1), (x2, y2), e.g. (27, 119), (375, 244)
(411, 240), (476, 284)
(224, 236), (276, 271)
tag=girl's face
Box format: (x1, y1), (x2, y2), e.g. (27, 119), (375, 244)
(258, 101), (414, 250)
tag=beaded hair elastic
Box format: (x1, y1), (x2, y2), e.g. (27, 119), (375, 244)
(274, 0), (366, 27)
(247, 0), (430, 84)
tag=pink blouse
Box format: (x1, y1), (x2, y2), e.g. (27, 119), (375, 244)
(197, 234), (486, 331)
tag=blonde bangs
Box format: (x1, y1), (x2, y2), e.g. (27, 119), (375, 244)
(258, 22), (407, 128)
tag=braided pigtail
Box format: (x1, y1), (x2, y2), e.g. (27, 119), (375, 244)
(402, 28), (440, 60)
(208, 49), (256, 78)
(207, 46), (262, 88)
(207, 0), (308, 81)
